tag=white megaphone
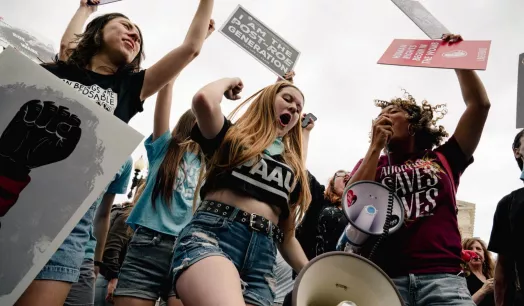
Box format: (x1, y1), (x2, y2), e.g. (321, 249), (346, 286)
(292, 251), (404, 306)
(336, 180), (404, 255)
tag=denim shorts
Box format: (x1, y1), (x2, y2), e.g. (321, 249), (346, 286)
(64, 259), (96, 306)
(94, 277), (110, 306)
(391, 273), (475, 306)
(172, 209), (278, 306)
(114, 226), (178, 301)
(34, 198), (100, 282)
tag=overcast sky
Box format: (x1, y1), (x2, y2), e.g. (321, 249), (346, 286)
(1, 0), (523, 244)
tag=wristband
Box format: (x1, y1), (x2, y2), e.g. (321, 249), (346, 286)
(94, 261), (104, 267)
(0, 174), (31, 217)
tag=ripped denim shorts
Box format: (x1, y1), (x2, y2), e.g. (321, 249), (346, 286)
(171, 201), (279, 306)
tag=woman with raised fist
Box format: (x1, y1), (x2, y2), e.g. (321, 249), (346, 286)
(346, 34), (490, 306)
(16, 1), (215, 305)
(170, 75), (311, 306)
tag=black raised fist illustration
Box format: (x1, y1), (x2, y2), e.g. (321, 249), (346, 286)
(0, 100), (82, 218)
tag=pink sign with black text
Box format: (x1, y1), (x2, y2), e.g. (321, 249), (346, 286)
(378, 39), (491, 70)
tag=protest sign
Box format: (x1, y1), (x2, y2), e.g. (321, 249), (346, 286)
(378, 39), (491, 70)
(391, 0), (450, 40)
(0, 17), (56, 63)
(0, 48), (143, 306)
(219, 5), (300, 77)
(516, 53), (524, 128)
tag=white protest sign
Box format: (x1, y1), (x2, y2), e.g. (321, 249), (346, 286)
(0, 48), (143, 306)
(219, 5), (300, 77)
(391, 0), (450, 39)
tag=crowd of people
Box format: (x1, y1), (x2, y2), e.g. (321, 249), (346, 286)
(4, 0), (524, 306)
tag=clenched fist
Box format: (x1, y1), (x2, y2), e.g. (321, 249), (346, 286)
(0, 100), (82, 169)
(0, 100), (82, 218)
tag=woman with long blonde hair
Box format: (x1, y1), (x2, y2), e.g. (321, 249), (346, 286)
(170, 77), (311, 306)
(463, 237), (495, 306)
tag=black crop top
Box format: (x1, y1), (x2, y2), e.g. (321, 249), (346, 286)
(191, 117), (301, 219)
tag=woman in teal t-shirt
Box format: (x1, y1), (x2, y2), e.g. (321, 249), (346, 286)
(113, 76), (203, 306)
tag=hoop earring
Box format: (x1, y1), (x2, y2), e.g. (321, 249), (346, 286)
(408, 124), (416, 136)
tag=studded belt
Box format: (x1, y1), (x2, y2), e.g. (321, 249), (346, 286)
(197, 200), (284, 243)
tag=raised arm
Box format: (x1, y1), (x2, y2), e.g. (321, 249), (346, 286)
(152, 78), (176, 141)
(347, 116), (391, 184)
(301, 113), (314, 164)
(192, 77), (243, 139)
(442, 34), (491, 160)
(59, 0), (98, 61)
(140, 0), (214, 101)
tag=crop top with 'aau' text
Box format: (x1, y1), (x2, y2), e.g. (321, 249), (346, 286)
(190, 117), (301, 220)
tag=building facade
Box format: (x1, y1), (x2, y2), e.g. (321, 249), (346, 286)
(457, 200), (476, 239)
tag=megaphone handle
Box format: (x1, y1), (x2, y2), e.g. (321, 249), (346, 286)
(368, 145), (395, 260)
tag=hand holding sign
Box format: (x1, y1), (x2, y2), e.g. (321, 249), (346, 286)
(441, 33), (463, 44)
(82, 0), (99, 12)
(224, 78), (243, 100)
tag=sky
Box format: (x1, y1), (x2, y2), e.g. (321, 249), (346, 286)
(1, 0), (523, 244)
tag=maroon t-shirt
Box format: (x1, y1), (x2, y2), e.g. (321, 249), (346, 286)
(350, 136), (473, 277)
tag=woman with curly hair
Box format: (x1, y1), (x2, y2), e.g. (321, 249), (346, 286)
(462, 238), (495, 306)
(347, 34), (490, 306)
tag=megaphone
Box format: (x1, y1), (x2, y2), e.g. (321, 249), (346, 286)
(336, 180), (404, 256)
(292, 251), (404, 306)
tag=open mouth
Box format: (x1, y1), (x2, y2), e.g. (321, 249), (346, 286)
(279, 113), (291, 127)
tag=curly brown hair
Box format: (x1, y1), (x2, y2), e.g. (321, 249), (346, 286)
(374, 91), (449, 151)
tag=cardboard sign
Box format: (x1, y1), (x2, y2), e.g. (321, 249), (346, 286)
(378, 39), (491, 70)
(0, 18), (56, 63)
(516, 53), (524, 128)
(0, 48), (143, 306)
(391, 0), (450, 39)
(219, 5), (300, 77)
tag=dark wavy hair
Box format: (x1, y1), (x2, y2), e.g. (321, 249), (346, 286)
(513, 129), (524, 170)
(60, 13), (145, 73)
(374, 91), (449, 151)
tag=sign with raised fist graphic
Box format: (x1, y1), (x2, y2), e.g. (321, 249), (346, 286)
(0, 48), (143, 305)
(0, 100), (82, 217)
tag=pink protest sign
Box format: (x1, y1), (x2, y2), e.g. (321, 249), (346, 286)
(378, 39), (491, 70)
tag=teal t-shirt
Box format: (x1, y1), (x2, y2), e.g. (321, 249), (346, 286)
(84, 157), (133, 260)
(126, 131), (201, 236)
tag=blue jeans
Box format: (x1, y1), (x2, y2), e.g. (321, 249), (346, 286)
(391, 273), (475, 306)
(172, 210), (278, 306)
(35, 198), (100, 282)
(114, 227), (178, 301)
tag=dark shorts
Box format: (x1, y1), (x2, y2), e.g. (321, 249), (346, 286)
(64, 258), (96, 306)
(172, 209), (278, 306)
(114, 226), (177, 301)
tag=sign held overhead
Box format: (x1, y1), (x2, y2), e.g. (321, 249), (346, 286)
(391, 0), (450, 40)
(378, 39), (491, 70)
(219, 5), (300, 78)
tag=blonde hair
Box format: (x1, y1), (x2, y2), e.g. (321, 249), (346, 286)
(195, 81), (311, 226)
(462, 237), (495, 278)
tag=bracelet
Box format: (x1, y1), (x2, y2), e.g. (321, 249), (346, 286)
(94, 261), (103, 267)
